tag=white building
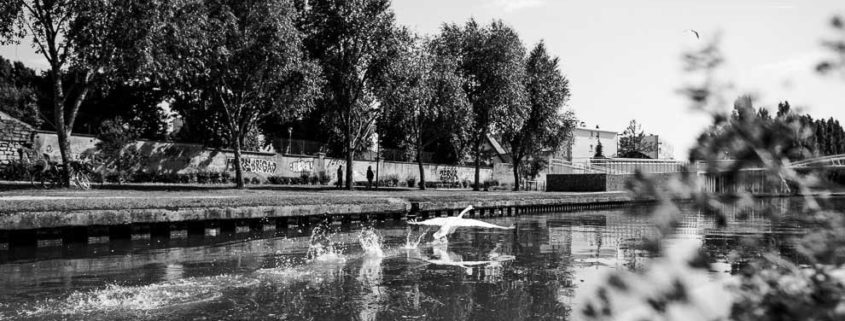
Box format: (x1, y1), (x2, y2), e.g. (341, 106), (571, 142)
(567, 124), (618, 165)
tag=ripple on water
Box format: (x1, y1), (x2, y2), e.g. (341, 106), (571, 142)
(17, 275), (258, 319)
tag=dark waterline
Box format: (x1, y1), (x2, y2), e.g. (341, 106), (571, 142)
(0, 197), (835, 320)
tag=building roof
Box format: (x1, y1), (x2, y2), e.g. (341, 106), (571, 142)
(574, 127), (618, 135)
(0, 111), (34, 130)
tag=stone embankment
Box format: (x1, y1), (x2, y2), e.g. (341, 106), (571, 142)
(0, 189), (642, 249)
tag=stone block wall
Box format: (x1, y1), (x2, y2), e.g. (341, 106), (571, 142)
(546, 174), (607, 192)
(547, 172), (677, 192)
(0, 112), (35, 167)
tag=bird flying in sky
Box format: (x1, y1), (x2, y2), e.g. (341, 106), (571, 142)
(686, 29), (700, 39)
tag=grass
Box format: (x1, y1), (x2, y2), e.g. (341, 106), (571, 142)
(0, 183), (624, 214)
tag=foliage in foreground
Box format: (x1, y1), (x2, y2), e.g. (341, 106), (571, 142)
(580, 16), (845, 321)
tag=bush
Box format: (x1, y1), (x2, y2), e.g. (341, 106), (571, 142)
(300, 171), (310, 185)
(317, 171), (331, 185)
(251, 177), (261, 185)
(209, 172), (221, 184)
(221, 171), (231, 184)
(309, 174), (318, 185)
(196, 171), (210, 184)
(0, 161), (31, 181)
(406, 176), (417, 188)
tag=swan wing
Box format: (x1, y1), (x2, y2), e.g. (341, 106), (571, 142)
(407, 217), (452, 226)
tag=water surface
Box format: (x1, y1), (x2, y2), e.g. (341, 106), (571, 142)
(0, 197), (831, 320)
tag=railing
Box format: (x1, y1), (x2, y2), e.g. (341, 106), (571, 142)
(550, 158), (688, 175)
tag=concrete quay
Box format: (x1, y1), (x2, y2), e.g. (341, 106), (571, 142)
(0, 189), (641, 250)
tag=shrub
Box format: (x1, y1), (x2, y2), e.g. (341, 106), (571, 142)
(300, 171), (310, 185)
(221, 171), (231, 184)
(209, 172), (221, 184)
(390, 175), (400, 187)
(251, 177), (261, 185)
(196, 171), (210, 184)
(0, 161), (31, 181)
(406, 176), (417, 188)
(309, 174), (319, 185)
(317, 171), (331, 185)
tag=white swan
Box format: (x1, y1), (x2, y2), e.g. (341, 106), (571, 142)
(407, 205), (514, 242)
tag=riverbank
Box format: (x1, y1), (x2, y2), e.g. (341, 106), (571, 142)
(0, 187), (635, 231)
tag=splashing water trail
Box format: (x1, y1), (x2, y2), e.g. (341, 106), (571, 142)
(306, 224), (346, 263)
(403, 227), (430, 249)
(17, 275), (256, 318)
(359, 226), (385, 257)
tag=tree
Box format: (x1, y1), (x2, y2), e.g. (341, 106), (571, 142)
(159, 0), (322, 189)
(618, 119), (655, 158)
(437, 20), (528, 190)
(300, 0), (403, 190)
(0, 55), (45, 127)
(502, 42), (574, 191)
(1, 0), (164, 186)
(376, 35), (472, 190)
(593, 140), (604, 158)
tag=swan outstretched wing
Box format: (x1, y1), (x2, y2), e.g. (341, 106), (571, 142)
(407, 217), (452, 226)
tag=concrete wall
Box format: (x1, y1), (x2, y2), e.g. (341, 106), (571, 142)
(0, 111), (35, 166)
(547, 172), (677, 192)
(0, 112), (493, 184)
(111, 141), (492, 184)
(547, 174), (607, 192)
(32, 131), (100, 162)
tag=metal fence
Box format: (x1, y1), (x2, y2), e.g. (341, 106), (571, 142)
(549, 158), (689, 175)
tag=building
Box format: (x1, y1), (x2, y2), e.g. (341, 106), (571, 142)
(566, 124), (618, 165)
(642, 135), (674, 159)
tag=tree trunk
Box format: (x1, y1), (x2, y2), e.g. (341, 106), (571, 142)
(512, 160), (521, 191)
(50, 67), (71, 187)
(232, 133), (245, 189)
(345, 144), (354, 190)
(473, 136), (481, 191)
(417, 148), (426, 190)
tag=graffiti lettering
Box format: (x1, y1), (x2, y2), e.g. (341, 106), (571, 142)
(438, 167), (458, 182)
(227, 157), (277, 174)
(289, 160), (314, 173)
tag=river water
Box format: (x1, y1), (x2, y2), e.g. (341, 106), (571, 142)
(0, 197), (834, 320)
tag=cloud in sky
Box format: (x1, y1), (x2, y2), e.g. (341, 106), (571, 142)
(486, 0), (548, 12)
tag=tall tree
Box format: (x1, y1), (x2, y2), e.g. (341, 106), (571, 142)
(377, 35), (472, 190)
(437, 20), (528, 190)
(618, 119), (654, 158)
(1, 0), (163, 185)
(0, 55), (45, 127)
(300, 0), (403, 190)
(160, 0), (322, 188)
(502, 42), (574, 191)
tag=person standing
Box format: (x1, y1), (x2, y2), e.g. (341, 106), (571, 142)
(366, 166), (374, 189)
(336, 165), (344, 188)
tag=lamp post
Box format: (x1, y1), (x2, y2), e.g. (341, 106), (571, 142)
(286, 127), (293, 155)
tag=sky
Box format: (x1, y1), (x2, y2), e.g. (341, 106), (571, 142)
(2, 0), (844, 159)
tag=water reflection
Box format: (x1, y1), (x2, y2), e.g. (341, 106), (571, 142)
(0, 197), (836, 320)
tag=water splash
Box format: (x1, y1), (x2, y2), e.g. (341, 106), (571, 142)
(403, 227), (430, 249)
(18, 275), (256, 318)
(359, 226), (385, 257)
(306, 224), (346, 263)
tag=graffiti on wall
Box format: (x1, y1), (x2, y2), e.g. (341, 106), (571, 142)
(438, 167), (459, 182)
(227, 157), (277, 174)
(327, 159), (345, 169)
(289, 160), (314, 173)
